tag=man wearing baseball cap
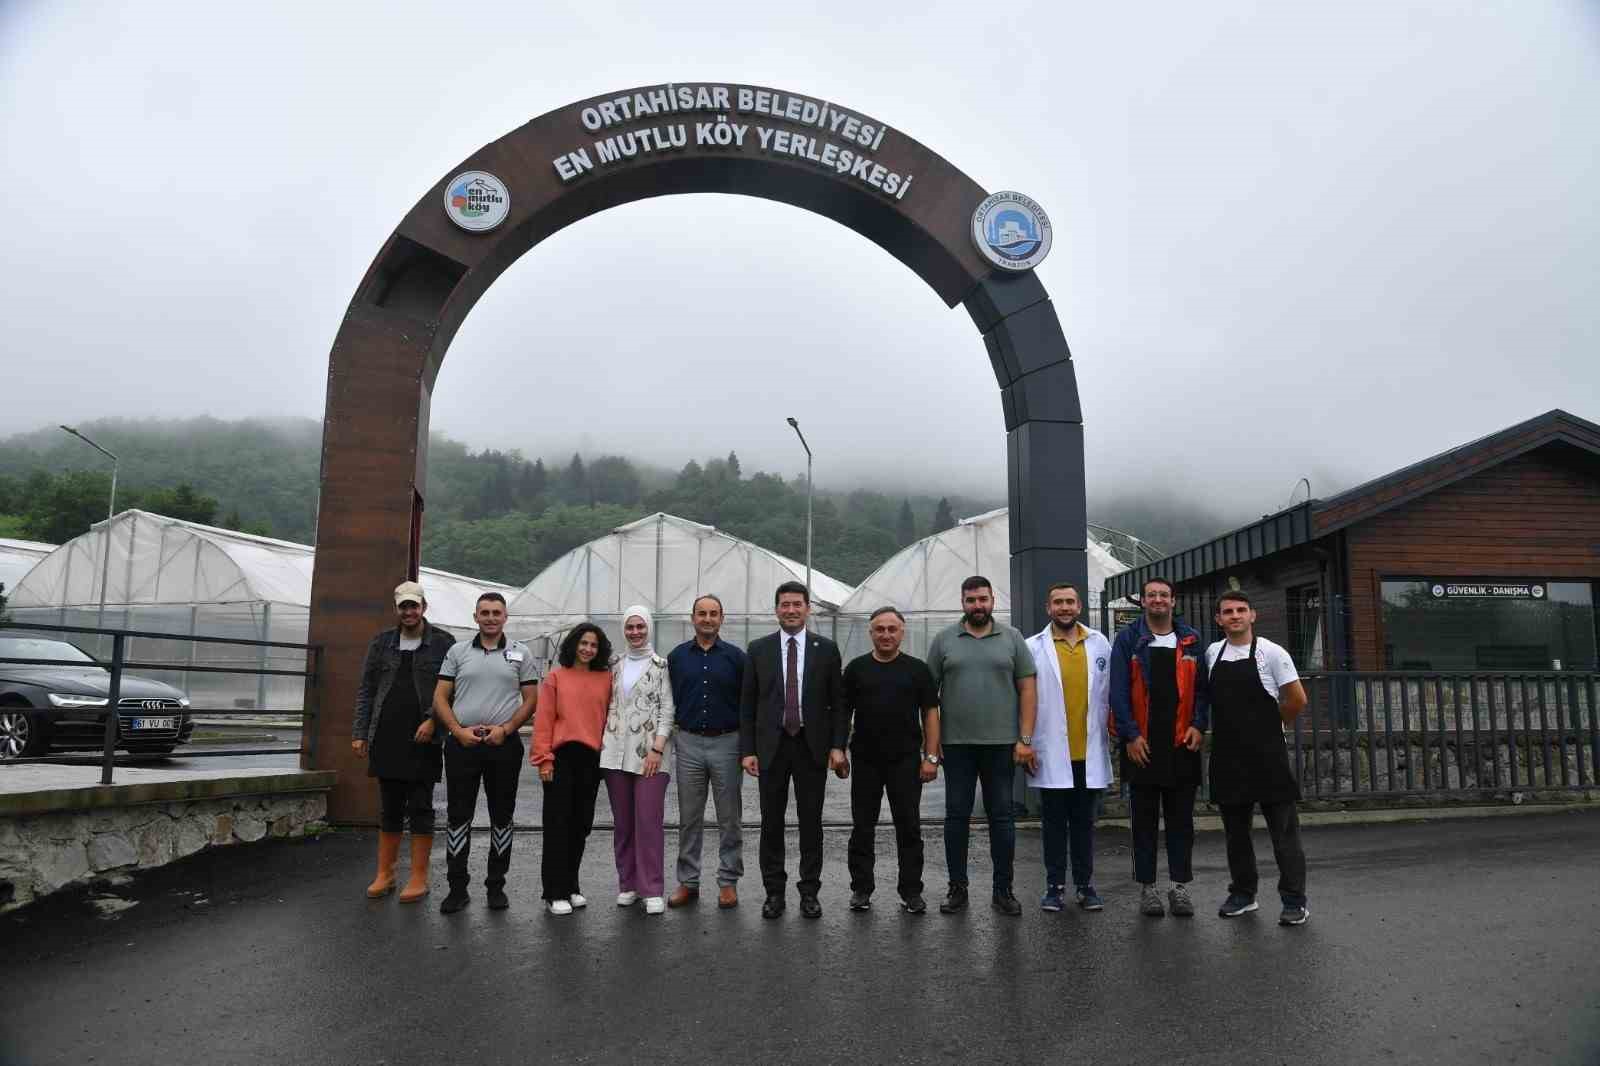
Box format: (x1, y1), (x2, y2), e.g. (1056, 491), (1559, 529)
(352, 581), (459, 903)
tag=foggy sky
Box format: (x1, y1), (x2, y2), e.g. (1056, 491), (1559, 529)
(3, 1), (1596, 521)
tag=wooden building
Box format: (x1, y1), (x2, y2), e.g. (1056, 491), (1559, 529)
(1103, 410), (1600, 672)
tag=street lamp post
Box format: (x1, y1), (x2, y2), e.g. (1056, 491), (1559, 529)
(59, 426), (119, 631)
(785, 417), (813, 600)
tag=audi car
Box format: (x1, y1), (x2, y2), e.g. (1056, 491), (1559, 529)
(0, 636), (194, 761)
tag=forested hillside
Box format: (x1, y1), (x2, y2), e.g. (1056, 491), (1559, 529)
(0, 419), (1005, 586)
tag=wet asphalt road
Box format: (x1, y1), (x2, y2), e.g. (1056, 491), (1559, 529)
(3, 810), (1598, 1066)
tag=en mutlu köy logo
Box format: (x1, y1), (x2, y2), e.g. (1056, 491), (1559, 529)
(444, 171), (511, 232)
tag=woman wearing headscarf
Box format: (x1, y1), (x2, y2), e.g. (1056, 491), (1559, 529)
(530, 622), (613, 916)
(600, 605), (676, 914)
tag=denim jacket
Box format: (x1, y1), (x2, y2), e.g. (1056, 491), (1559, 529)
(352, 622), (458, 744)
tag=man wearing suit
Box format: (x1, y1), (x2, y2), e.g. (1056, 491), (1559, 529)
(740, 580), (848, 919)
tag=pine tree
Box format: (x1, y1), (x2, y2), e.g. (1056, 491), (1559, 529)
(726, 451), (742, 480)
(896, 498), (916, 545)
(561, 453), (587, 504)
(932, 497), (956, 532)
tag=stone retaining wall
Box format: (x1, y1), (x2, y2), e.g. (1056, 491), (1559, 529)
(0, 769), (333, 912)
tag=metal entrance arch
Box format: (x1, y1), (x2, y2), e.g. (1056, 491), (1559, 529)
(306, 83), (1085, 820)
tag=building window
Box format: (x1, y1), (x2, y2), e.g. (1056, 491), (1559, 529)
(1379, 579), (1597, 671)
(1286, 583), (1324, 670)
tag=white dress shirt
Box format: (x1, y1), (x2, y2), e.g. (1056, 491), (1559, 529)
(777, 627), (807, 725)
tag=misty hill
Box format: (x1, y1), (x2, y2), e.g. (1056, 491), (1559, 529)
(0, 417), (1247, 587)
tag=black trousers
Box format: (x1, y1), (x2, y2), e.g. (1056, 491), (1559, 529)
(444, 734), (522, 891)
(759, 730), (827, 898)
(378, 778), (435, 834)
(847, 752), (924, 898)
(1220, 801), (1307, 907)
(1130, 784), (1196, 884)
(541, 742), (602, 901)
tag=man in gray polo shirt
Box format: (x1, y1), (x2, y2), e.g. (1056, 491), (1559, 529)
(432, 592), (539, 914)
(926, 575), (1037, 917)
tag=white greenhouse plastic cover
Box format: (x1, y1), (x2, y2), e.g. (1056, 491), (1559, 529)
(0, 537), (55, 595)
(4, 510), (516, 711)
(834, 507), (1134, 660)
(506, 512), (854, 650)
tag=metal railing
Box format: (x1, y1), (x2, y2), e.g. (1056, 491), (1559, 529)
(0, 620), (318, 785)
(1287, 671), (1599, 799)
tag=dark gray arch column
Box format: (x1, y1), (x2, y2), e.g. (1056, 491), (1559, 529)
(965, 272), (1085, 638)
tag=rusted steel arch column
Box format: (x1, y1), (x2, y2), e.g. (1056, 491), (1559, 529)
(306, 84), (1085, 820)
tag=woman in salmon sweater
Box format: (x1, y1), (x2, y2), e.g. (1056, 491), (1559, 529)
(530, 622), (613, 916)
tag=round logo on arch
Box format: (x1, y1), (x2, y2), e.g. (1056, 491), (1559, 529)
(444, 171), (511, 232)
(971, 191), (1052, 272)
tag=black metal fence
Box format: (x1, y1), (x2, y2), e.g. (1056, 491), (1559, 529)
(1288, 671), (1599, 798)
(0, 620), (318, 785)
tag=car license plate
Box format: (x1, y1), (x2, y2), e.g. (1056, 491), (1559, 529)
(131, 716), (177, 730)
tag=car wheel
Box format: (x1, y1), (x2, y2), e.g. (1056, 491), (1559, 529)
(0, 708), (42, 761)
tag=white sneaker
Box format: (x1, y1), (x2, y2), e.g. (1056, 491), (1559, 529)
(547, 899), (573, 916)
(644, 896), (666, 914)
(569, 893), (588, 908)
(616, 891), (639, 907)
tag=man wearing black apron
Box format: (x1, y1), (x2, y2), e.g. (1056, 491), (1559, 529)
(1109, 577), (1208, 918)
(1204, 590), (1310, 925)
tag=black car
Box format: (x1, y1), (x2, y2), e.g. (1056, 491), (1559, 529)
(0, 636), (194, 760)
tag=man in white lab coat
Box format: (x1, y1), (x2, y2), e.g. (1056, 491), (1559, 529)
(1024, 582), (1114, 912)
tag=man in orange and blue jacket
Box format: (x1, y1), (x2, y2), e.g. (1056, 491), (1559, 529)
(1109, 576), (1209, 918)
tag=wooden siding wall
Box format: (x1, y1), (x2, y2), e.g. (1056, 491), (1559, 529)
(1345, 448), (1600, 670)
(1174, 549), (1326, 655)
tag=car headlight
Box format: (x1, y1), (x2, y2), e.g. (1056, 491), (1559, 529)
(49, 693), (110, 708)
(178, 697), (191, 708)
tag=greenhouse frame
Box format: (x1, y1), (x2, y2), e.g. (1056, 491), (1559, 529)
(832, 508), (1160, 661)
(3, 510), (517, 712)
(506, 512), (855, 650)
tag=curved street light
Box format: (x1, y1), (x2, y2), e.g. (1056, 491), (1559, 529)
(786, 417), (813, 600)
(59, 425), (119, 629)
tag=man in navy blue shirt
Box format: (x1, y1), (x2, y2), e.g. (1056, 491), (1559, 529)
(665, 594), (748, 909)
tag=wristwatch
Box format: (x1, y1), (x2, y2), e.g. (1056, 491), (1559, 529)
(1018, 735), (1033, 746)
(922, 752), (941, 766)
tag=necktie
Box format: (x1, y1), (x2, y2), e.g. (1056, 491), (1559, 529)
(783, 636), (801, 736)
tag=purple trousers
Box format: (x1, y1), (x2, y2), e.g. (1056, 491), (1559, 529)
(605, 769), (670, 897)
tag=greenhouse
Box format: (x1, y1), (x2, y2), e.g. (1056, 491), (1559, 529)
(3, 510), (517, 712)
(0, 537), (55, 597)
(506, 512), (855, 650)
(833, 508), (1160, 660)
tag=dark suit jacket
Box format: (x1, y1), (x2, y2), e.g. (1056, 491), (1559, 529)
(740, 629), (846, 768)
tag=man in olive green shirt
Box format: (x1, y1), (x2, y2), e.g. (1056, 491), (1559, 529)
(925, 575), (1037, 916)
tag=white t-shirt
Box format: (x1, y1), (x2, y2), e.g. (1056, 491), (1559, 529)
(1147, 632), (1178, 650)
(1206, 637), (1299, 699)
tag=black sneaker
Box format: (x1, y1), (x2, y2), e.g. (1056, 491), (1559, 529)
(439, 888), (470, 915)
(1074, 886), (1105, 911)
(848, 891), (872, 911)
(1279, 904), (1310, 926)
(1219, 892), (1258, 918)
(486, 887), (509, 911)
(992, 890), (1022, 917)
(901, 895), (927, 915)
(939, 884), (969, 914)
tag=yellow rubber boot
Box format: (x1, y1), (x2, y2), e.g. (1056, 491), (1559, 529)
(366, 831), (402, 898)
(398, 834), (434, 903)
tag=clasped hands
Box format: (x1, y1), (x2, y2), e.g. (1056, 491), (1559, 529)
(350, 717), (435, 758)
(1124, 727), (1203, 767)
